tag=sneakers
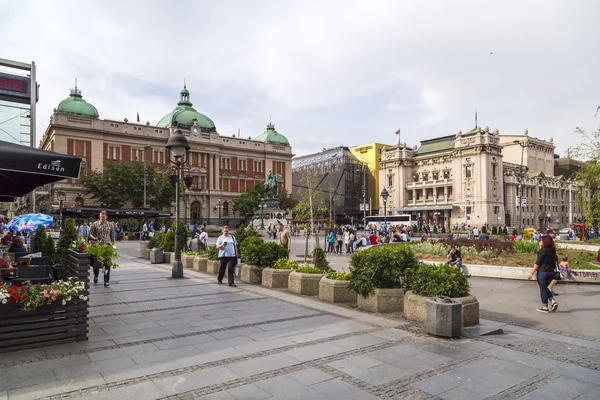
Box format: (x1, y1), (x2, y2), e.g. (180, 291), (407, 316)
(104, 282), (110, 288)
(552, 302), (558, 312)
(536, 308), (549, 313)
(551, 291), (559, 296)
(93, 276), (98, 284)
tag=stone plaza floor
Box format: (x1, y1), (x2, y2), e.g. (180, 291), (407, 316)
(1, 243), (599, 400)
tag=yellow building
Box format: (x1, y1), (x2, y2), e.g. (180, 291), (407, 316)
(350, 143), (392, 212)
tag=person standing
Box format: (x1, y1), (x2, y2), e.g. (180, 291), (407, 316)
(142, 221), (148, 241)
(216, 225), (238, 287)
(88, 211), (114, 287)
(326, 229), (335, 253)
(348, 230), (355, 254)
(344, 228), (350, 254)
(336, 230), (344, 254)
(528, 235), (558, 313)
(198, 227), (209, 250)
(277, 223), (291, 256)
(473, 226), (480, 239)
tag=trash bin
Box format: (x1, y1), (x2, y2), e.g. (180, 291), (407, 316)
(150, 248), (164, 264)
(425, 296), (462, 338)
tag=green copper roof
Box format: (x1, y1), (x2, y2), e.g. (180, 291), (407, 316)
(157, 86), (216, 131)
(416, 135), (455, 155)
(55, 88), (99, 119)
(255, 121), (290, 145)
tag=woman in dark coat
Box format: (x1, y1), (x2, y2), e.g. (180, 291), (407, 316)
(528, 235), (557, 313)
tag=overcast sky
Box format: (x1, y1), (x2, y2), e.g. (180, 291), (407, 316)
(2, 0), (599, 156)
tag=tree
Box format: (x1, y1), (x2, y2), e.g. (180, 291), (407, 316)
(278, 189), (298, 213)
(232, 182), (298, 222)
(81, 161), (175, 210)
(293, 170), (325, 234)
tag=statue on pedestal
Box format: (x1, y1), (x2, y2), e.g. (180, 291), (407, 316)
(265, 170), (280, 197)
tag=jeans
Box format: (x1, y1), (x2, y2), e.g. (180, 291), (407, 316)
(93, 265), (111, 283)
(444, 259), (462, 270)
(537, 271), (555, 306)
(218, 257), (236, 285)
(348, 240), (355, 254)
(336, 241), (343, 254)
(327, 242), (333, 253)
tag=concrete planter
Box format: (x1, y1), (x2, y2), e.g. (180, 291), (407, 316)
(288, 271), (326, 296)
(150, 249), (164, 264)
(403, 290), (479, 327)
(193, 257), (207, 272)
(319, 277), (357, 304)
(261, 268), (292, 289)
(139, 242), (148, 258)
(145, 249), (151, 260)
(357, 288), (407, 313)
(241, 264), (262, 284)
(182, 254), (195, 269)
(163, 252), (173, 264)
(206, 260), (222, 275)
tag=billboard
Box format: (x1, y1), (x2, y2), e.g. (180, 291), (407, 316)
(515, 196), (527, 207)
(0, 72), (31, 104)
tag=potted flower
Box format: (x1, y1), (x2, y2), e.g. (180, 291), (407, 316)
(288, 264), (328, 296)
(240, 238), (288, 284)
(319, 270), (356, 304)
(85, 242), (120, 275)
(262, 258), (298, 289)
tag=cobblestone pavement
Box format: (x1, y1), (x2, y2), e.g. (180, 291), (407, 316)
(1, 242), (599, 400)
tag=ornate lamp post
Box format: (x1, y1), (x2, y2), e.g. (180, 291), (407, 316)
(380, 187), (389, 228)
(57, 190), (66, 227)
(165, 129), (190, 279)
(259, 199), (267, 231)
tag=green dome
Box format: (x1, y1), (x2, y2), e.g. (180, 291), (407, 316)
(55, 88), (99, 119)
(157, 86), (216, 131)
(255, 121), (290, 145)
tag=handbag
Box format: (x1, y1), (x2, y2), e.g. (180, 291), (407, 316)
(553, 262), (562, 281)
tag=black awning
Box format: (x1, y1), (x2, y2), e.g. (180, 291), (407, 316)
(0, 140), (82, 201)
(62, 206), (172, 219)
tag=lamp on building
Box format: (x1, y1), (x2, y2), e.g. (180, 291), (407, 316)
(380, 187), (389, 226)
(165, 129), (190, 279)
(56, 190), (66, 227)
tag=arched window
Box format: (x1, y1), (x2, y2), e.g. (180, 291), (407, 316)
(75, 196), (84, 206)
(191, 201), (201, 224)
(223, 201), (229, 217)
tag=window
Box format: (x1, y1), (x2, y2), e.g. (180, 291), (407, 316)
(75, 196), (84, 206)
(433, 172), (438, 181)
(253, 160), (263, 173)
(132, 149), (144, 162)
(492, 164), (497, 179)
(466, 206), (472, 215)
(223, 201), (229, 217)
(443, 170), (450, 179)
(222, 178), (230, 192)
(238, 159), (247, 171)
(152, 150), (165, 164)
(423, 173), (428, 182)
(192, 176), (199, 189)
(191, 153), (199, 166)
(388, 175), (393, 187)
(191, 201), (201, 224)
(465, 166), (472, 178)
(274, 161), (284, 174)
(239, 179), (246, 192)
(108, 145), (121, 160)
(201, 176), (206, 190)
(494, 206), (499, 214)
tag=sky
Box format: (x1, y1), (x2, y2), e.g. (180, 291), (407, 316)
(1, 0), (599, 157)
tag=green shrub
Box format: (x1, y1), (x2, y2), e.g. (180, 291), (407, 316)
(148, 234), (165, 249)
(441, 226), (446, 234)
(433, 225), (438, 234)
(42, 234), (56, 262)
(492, 226), (498, 235)
(31, 225), (47, 253)
(233, 224), (258, 246)
(241, 239), (288, 268)
(295, 265), (327, 274)
(327, 270), (351, 280)
(514, 240), (539, 254)
(272, 258), (298, 270)
(239, 236), (264, 262)
(55, 218), (78, 265)
(348, 244), (419, 297)
(312, 247), (330, 271)
(161, 223), (188, 252)
(206, 245), (219, 260)
(481, 226), (487, 234)
(512, 228), (518, 235)
(259, 242), (290, 268)
(409, 263), (469, 298)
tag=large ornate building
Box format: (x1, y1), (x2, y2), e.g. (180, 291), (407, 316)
(38, 84), (293, 226)
(379, 127), (584, 230)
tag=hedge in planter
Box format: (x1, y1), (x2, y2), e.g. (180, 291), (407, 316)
(405, 263), (469, 298)
(319, 271), (356, 304)
(262, 258), (297, 289)
(241, 238), (288, 268)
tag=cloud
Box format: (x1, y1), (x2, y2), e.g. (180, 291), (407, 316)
(1, 0), (599, 157)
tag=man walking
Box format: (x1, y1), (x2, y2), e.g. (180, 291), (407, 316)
(89, 211), (114, 287)
(277, 222), (291, 256)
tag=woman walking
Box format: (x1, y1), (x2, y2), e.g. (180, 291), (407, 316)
(336, 230), (344, 255)
(528, 235), (558, 313)
(326, 229), (335, 253)
(216, 225), (238, 287)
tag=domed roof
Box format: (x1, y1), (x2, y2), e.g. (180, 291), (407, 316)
(157, 86), (216, 131)
(255, 121), (289, 145)
(55, 85), (99, 119)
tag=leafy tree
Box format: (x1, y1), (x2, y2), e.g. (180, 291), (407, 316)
(492, 226), (498, 235)
(278, 189), (298, 212)
(81, 161), (175, 210)
(55, 218), (78, 265)
(293, 170), (326, 233)
(31, 225), (47, 253)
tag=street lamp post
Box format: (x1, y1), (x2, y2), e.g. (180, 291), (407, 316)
(165, 129), (190, 279)
(380, 187), (389, 228)
(57, 190), (66, 227)
(259, 199), (267, 231)
(513, 140), (527, 234)
(218, 199), (222, 227)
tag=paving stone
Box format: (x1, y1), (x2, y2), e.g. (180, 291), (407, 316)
(450, 339), (497, 352)
(462, 363), (539, 397)
(284, 342), (348, 362)
(7, 374), (105, 400)
(438, 386), (486, 400)
(209, 326), (264, 340)
(194, 391), (235, 400)
(328, 333), (390, 351)
(70, 381), (165, 400)
(482, 344), (561, 370)
(310, 377), (380, 400)
(54, 356), (138, 381)
(225, 353), (300, 377)
(286, 367), (335, 386)
(370, 328), (414, 341)
(366, 351), (432, 373)
(234, 337), (294, 355)
(225, 383), (273, 400)
(255, 375), (330, 400)
(154, 333), (216, 350)
(131, 344), (201, 366)
(196, 336), (256, 353)
(518, 376), (596, 400)
(153, 366), (240, 396)
(328, 358), (411, 385)
(10, 353), (91, 376)
(550, 362), (600, 385)
(87, 343), (159, 362)
(0, 368), (57, 391)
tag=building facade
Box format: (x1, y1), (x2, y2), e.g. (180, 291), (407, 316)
(379, 127), (584, 230)
(349, 143), (391, 212)
(38, 85), (293, 226)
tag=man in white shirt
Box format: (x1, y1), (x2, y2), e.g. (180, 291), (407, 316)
(400, 232), (407, 242)
(142, 222), (148, 240)
(473, 227), (480, 239)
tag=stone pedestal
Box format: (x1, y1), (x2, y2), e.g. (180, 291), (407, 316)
(193, 257), (207, 272)
(319, 277), (357, 304)
(261, 268), (292, 289)
(357, 288), (406, 313)
(150, 249), (164, 264)
(241, 264), (262, 284)
(425, 297), (462, 338)
(139, 242), (148, 258)
(404, 291), (479, 327)
(288, 271), (326, 296)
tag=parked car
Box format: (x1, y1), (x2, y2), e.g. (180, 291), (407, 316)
(557, 228), (571, 241)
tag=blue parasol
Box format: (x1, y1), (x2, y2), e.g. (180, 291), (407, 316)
(6, 213), (54, 233)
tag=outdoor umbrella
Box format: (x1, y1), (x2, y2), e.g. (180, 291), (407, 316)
(6, 213), (54, 233)
(0, 140), (82, 201)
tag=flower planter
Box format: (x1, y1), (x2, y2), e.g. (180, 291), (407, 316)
(288, 271), (326, 296)
(52, 265), (70, 281)
(261, 268), (292, 289)
(403, 290), (479, 327)
(241, 264), (262, 284)
(357, 288), (407, 313)
(319, 277), (357, 304)
(163, 252), (173, 264)
(182, 254), (195, 269)
(206, 260), (223, 275)
(193, 257), (207, 272)
(145, 248), (151, 260)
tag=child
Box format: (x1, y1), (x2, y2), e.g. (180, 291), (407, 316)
(548, 256), (569, 296)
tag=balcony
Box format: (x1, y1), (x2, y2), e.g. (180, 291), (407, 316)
(406, 178), (452, 189)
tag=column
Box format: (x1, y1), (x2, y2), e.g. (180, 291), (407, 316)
(412, 189), (416, 205)
(215, 155), (221, 190)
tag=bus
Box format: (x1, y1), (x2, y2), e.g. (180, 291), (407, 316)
(364, 214), (413, 228)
